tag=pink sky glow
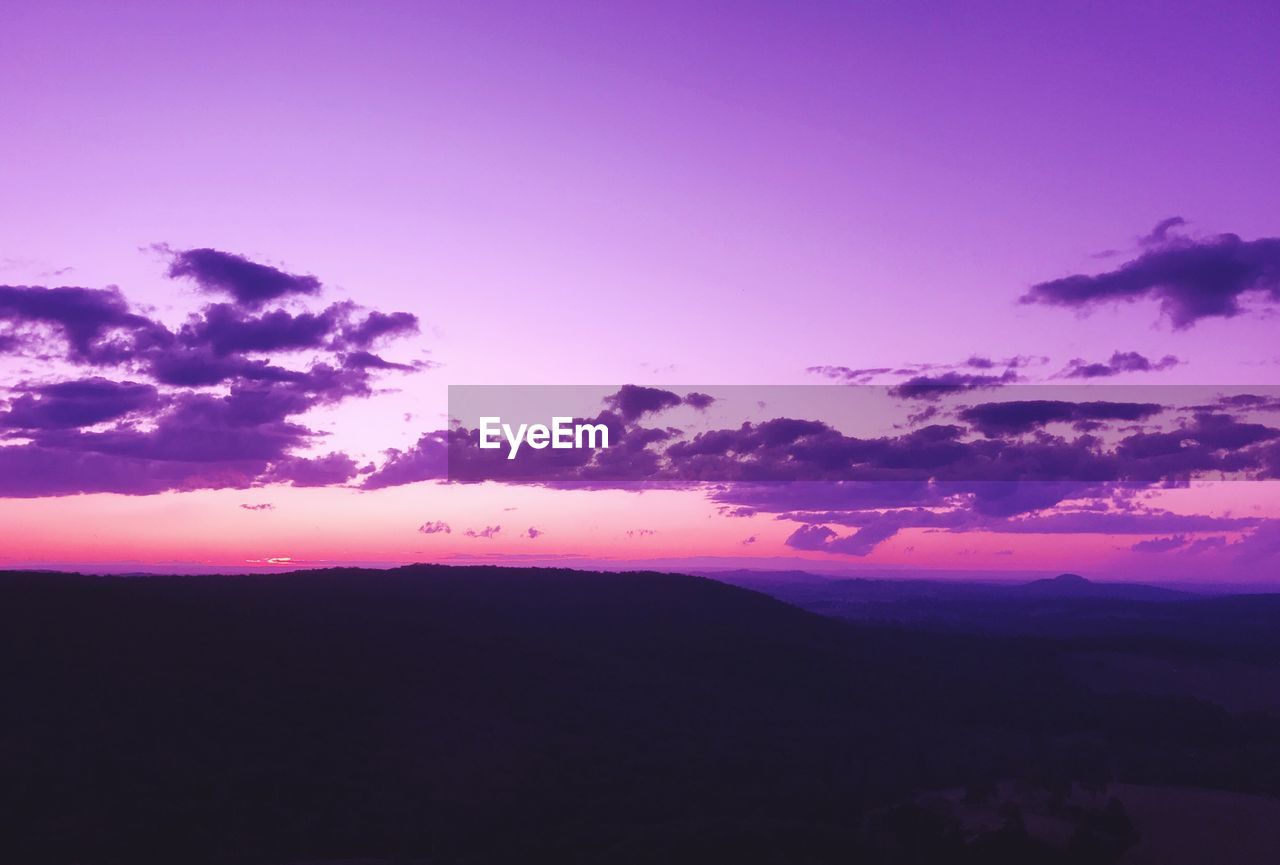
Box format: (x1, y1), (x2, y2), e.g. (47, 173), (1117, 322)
(2, 1), (1279, 581)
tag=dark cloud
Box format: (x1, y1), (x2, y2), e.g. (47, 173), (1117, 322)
(1185, 535), (1230, 555)
(1230, 521), (1280, 563)
(465, 525), (501, 539)
(418, 520), (452, 535)
(166, 247), (321, 307)
(27, 390), (314, 466)
(525, 527), (543, 539)
(427, 381), (1269, 557)
(1130, 526), (1268, 558)
(410, 380), (1278, 557)
(785, 519), (907, 556)
(431, 389), (1280, 491)
(889, 370), (1019, 400)
(1116, 412), (1280, 478)
(0, 285), (160, 363)
(774, 500), (1259, 558)
(810, 356), (1037, 392)
(341, 311), (419, 348)
(148, 349), (294, 387)
(1061, 351), (1181, 379)
(261, 452), (360, 487)
(1132, 535), (1188, 553)
(683, 391), (716, 410)
(240, 503), (275, 511)
(375, 377), (1280, 558)
(343, 350), (416, 371)
(1, 378), (158, 430)
(605, 385), (683, 421)
(0, 443), (263, 497)
(807, 365), (895, 384)
(1141, 216), (1188, 246)
(0, 249), (420, 497)
(180, 303), (344, 356)
(959, 400), (1163, 436)
(1022, 224), (1280, 328)
(361, 431), (449, 490)
(1215, 393), (1280, 412)
(785, 523), (838, 551)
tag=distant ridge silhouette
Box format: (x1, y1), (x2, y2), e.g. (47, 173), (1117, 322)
(1019, 572), (1187, 600)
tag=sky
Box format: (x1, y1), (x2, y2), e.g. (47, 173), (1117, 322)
(1, 0), (1279, 580)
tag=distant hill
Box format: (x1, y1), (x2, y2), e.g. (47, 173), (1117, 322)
(704, 569), (1206, 636)
(1017, 572), (1190, 601)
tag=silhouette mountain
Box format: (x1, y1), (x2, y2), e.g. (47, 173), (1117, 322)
(1019, 572), (1188, 601)
(1044, 572), (1091, 585)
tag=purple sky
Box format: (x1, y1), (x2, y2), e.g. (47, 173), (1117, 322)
(1, 1), (1279, 578)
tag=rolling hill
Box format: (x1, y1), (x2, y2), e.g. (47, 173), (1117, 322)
(3, 564), (1280, 864)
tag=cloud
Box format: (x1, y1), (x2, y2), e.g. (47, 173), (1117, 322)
(1021, 222), (1280, 328)
(1061, 351), (1181, 379)
(432, 385), (1280, 491)
(464, 525), (501, 539)
(1116, 412), (1280, 477)
(343, 350), (418, 371)
(261, 452), (360, 487)
(240, 503), (275, 511)
(0, 284), (161, 363)
(784, 519), (908, 556)
(772, 498), (1260, 559)
(1141, 216), (1188, 246)
(180, 303), (345, 356)
(784, 507), (961, 556)
(684, 391), (716, 410)
(1130, 523), (1280, 561)
(1229, 521), (1280, 563)
(0, 443), (262, 497)
(0, 378), (159, 430)
(360, 431), (448, 489)
(784, 524), (836, 551)
(807, 365), (895, 384)
(0, 248), (420, 497)
(341, 311), (420, 348)
(1215, 393), (1280, 413)
(809, 356), (1037, 395)
(524, 527), (543, 539)
(166, 247), (321, 307)
(959, 400), (1164, 436)
(369, 381), (1280, 558)
(418, 520), (452, 535)
(604, 385), (683, 421)
(889, 370), (1019, 400)
(1132, 535), (1188, 553)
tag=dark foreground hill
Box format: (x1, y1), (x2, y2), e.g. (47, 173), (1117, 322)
(3, 565), (1280, 864)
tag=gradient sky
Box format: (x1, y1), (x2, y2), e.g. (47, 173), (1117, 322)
(2, 1), (1279, 579)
